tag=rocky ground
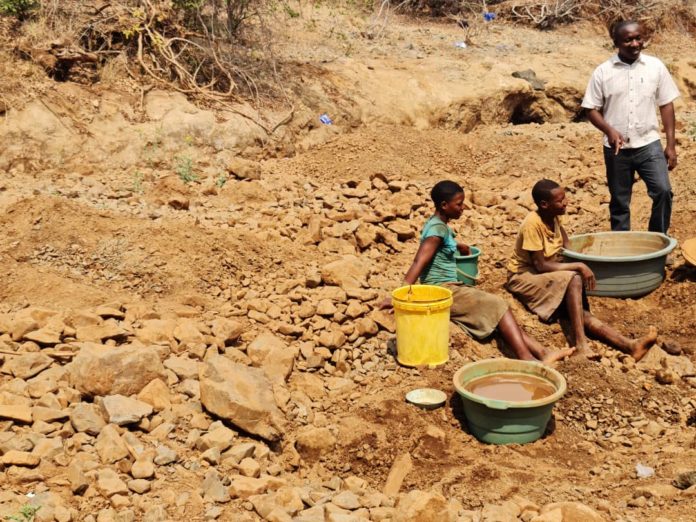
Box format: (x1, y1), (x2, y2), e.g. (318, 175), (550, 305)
(1, 5), (696, 522)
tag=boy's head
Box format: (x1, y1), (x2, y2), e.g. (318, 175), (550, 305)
(431, 180), (465, 219)
(532, 179), (566, 215)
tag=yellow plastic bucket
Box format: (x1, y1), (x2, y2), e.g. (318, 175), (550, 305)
(391, 285), (453, 367)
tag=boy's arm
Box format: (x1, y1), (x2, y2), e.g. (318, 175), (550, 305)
(530, 250), (596, 290)
(404, 236), (441, 284)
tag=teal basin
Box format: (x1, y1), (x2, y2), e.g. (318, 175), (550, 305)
(453, 359), (567, 445)
(563, 232), (677, 298)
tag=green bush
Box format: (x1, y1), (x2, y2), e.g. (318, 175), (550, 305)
(0, 0), (38, 18)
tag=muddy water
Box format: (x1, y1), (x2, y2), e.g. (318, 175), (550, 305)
(464, 372), (556, 402)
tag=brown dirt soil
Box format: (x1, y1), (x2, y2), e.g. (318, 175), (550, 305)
(0, 4), (695, 522)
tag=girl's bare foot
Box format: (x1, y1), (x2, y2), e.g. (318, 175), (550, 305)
(631, 326), (658, 362)
(573, 341), (601, 360)
(540, 347), (576, 366)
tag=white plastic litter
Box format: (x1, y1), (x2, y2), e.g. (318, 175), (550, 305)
(635, 463), (655, 478)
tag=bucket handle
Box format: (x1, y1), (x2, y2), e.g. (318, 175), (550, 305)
(456, 268), (480, 282)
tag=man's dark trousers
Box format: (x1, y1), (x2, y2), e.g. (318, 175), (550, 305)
(603, 140), (672, 233)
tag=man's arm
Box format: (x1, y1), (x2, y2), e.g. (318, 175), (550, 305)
(586, 109), (625, 155)
(659, 102), (677, 170)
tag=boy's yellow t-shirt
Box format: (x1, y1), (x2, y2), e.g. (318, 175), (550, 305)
(508, 211), (565, 274)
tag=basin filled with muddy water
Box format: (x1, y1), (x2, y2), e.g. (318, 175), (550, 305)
(453, 359), (567, 444)
(563, 231), (677, 297)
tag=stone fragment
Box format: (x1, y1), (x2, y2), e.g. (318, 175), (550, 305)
(196, 425), (236, 452)
(199, 355), (285, 441)
(238, 457), (261, 478)
(332, 491), (361, 510)
(0, 450), (40, 467)
(69, 345), (166, 396)
(154, 445), (178, 466)
(96, 424), (130, 464)
(173, 320), (205, 345)
(295, 427), (336, 460)
(211, 318), (244, 345)
(97, 469), (129, 498)
(382, 453), (413, 498)
(70, 402), (106, 435)
(321, 255), (370, 292)
(67, 462), (89, 495)
(247, 332), (296, 383)
(164, 356), (199, 379)
(223, 442), (256, 464)
(137, 379), (171, 411)
(102, 395), (153, 426)
(201, 470), (230, 503)
(23, 327), (62, 345)
(127, 479), (151, 494)
(538, 502), (605, 522)
(228, 475), (285, 499)
(32, 406), (68, 423)
(130, 458), (155, 479)
(481, 501), (521, 521)
(0, 404), (33, 423)
(4, 353), (52, 379)
(75, 324), (128, 343)
(393, 490), (457, 522)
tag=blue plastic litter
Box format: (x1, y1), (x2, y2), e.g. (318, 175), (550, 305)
(483, 12), (496, 22)
(319, 114), (333, 125)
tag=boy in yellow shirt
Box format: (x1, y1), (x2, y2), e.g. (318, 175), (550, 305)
(507, 179), (657, 361)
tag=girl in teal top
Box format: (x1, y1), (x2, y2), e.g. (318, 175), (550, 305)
(399, 180), (574, 365)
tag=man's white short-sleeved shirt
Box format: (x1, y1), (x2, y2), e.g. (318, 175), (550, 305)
(581, 53), (680, 149)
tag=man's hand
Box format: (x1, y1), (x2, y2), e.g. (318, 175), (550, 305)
(606, 129), (626, 155)
(664, 145), (677, 170)
(577, 263), (596, 291)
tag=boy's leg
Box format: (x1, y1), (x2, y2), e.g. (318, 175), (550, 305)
(583, 312), (657, 361)
(563, 274), (592, 355)
(635, 141), (672, 233)
(604, 146), (634, 231)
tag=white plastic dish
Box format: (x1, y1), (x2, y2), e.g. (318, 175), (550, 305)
(405, 388), (447, 410)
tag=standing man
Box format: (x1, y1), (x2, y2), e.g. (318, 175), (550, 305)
(582, 20), (680, 233)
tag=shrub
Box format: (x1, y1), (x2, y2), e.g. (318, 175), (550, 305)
(0, 0), (38, 19)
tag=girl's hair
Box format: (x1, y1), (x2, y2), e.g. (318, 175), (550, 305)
(431, 180), (464, 209)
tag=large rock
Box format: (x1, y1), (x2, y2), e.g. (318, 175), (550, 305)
(199, 355), (285, 441)
(68, 345), (166, 396)
(320, 255), (371, 292)
(247, 333), (297, 383)
(393, 490), (458, 522)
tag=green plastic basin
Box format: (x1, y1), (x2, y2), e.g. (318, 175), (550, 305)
(563, 232), (677, 297)
(453, 359), (567, 445)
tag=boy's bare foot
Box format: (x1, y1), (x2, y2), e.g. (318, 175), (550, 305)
(540, 347), (576, 366)
(631, 326), (658, 362)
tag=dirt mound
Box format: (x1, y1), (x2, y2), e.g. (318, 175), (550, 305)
(1, 4), (696, 522)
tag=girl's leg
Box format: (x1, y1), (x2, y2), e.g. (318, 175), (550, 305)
(498, 310), (573, 364)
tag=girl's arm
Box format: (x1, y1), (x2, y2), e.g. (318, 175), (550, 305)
(403, 236), (442, 284)
(378, 236), (442, 309)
